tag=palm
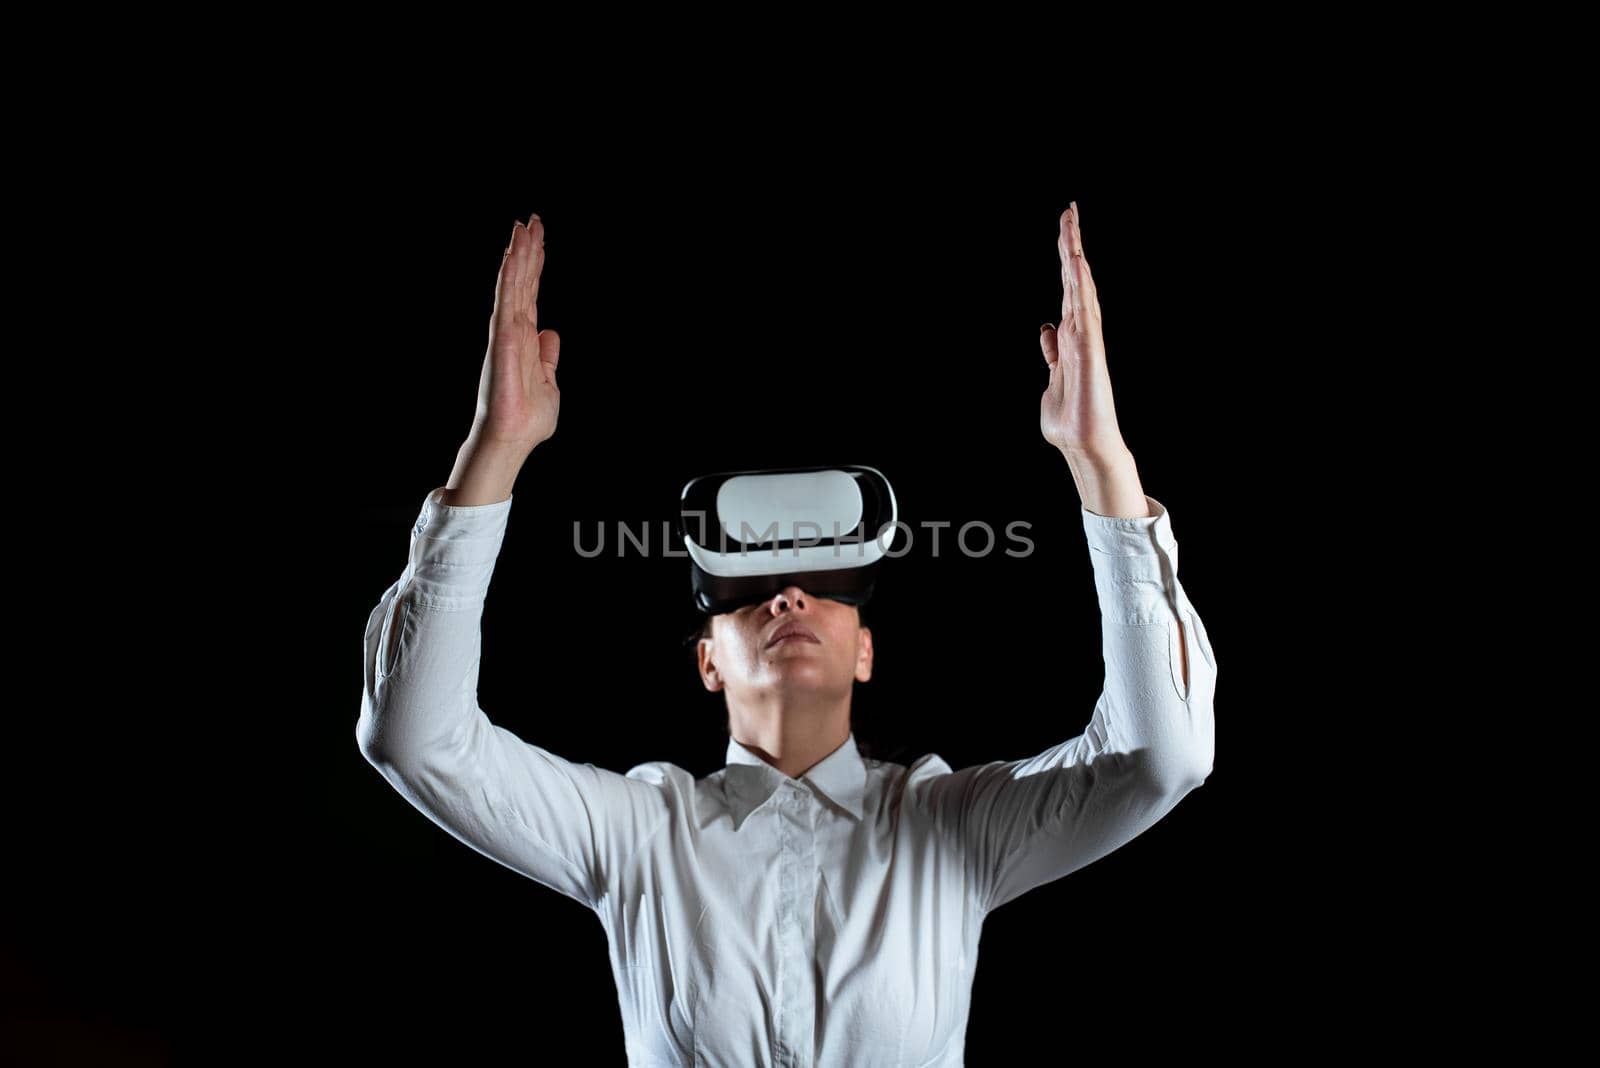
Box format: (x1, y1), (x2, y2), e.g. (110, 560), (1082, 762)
(1040, 203), (1125, 457)
(474, 216), (561, 451)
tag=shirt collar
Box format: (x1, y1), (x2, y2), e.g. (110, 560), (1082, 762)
(722, 730), (867, 830)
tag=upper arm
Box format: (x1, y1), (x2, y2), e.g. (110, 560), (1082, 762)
(914, 494), (1218, 914)
(358, 581), (671, 910)
(918, 600), (1216, 914)
(364, 709), (672, 911)
(919, 712), (1182, 915)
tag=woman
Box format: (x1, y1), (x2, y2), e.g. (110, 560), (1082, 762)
(356, 203), (1217, 1066)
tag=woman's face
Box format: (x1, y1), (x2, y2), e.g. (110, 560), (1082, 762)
(696, 585), (872, 699)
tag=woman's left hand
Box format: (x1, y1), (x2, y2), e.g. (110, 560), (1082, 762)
(1040, 202), (1130, 459)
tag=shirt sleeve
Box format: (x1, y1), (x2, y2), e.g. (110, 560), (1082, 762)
(919, 493), (1218, 914)
(356, 486), (671, 911)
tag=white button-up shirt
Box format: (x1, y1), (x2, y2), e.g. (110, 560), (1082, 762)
(357, 485), (1217, 1067)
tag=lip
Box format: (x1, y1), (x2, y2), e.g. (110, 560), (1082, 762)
(765, 622), (820, 649)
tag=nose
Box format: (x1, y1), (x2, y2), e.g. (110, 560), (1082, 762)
(768, 585), (809, 615)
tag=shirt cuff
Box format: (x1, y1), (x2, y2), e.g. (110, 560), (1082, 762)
(1081, 494), (1180, 626)
(399, 485), (515, 611)
(1080, 494), (1176, 556)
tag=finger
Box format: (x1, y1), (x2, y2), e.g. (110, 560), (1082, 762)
(1058, 208), (1082, 327)
(524, 213), (544, 322)
(1069, 203), (1100, 314)
(518, 219), (536, 308)
(1039, 323), (1059, 368)
(493, 221), (522, 321)
(1067, 202), (1088, 319)
(1059, 203), (1102, 331)
(1076, 246), (1100, 322)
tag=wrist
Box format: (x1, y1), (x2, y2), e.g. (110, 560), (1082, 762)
(1058, 441), (1134, 470)
(461, 431), (532, 463)
(443, 435), (530, 507)
(1059, 444), (1148, 518)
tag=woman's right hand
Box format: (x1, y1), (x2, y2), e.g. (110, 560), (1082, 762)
(470, 214), (560, 455)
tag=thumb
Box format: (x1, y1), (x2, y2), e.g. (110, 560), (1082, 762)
(1039, 324), (1058, 368)
(539, 329), (561, 376)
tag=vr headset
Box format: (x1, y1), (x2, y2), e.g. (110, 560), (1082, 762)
(679, 464), (899, 617)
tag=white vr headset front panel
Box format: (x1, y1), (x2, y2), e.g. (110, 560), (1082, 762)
(685, 532), (897, 578)
(717, 469), (864, 543)
(681, 465), (899, 581)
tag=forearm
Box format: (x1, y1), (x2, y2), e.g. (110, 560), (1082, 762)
(356, 485), (638, 908)
(357, 486), (513, 760)
(442, 431), (531, 507)
(1060, 444), (1148, 519)
(940, 487), (1217, 911)
(1080, 494), (1216, 790)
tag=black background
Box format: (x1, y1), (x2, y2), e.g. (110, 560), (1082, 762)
(6, 117), (1377, 1063)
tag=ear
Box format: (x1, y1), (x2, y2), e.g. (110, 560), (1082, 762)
(697, 636), (725, 692)
(854, 625), (873, 683)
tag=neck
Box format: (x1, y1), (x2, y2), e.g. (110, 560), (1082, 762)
(729, 701), (851, 779)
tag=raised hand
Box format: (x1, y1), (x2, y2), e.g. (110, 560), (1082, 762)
(1039, 202), (1128, 460)
(439, 215), (560, 506)
(472, 214), (561, 453)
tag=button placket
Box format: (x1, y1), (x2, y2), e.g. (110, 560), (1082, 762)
(787, 784), (819, 1067)
(775, 790), (795, 1065)
(772, 781), (820, 1068)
